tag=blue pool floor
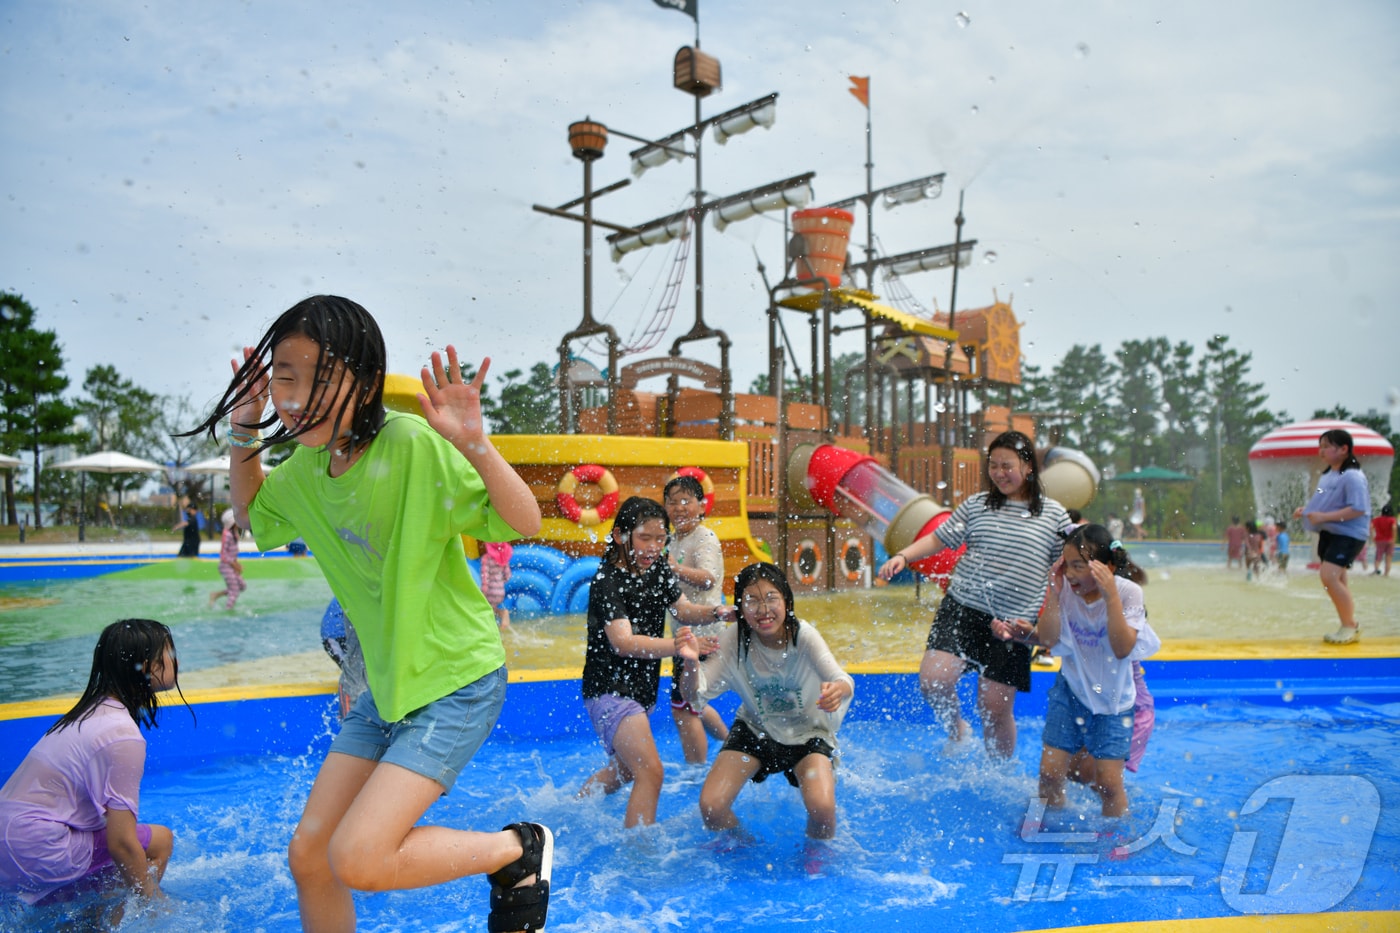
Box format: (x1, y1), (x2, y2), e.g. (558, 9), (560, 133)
(3, 684), (1397, 933)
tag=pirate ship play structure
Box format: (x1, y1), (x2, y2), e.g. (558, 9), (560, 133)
(385, 44), (1097, 611)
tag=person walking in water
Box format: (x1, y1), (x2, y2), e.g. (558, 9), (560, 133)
(1294, 428), (1371, 645)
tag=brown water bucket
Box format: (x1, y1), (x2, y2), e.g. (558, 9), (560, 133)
(791, 207), (854, 288)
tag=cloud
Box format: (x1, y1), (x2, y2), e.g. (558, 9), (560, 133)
(1, 0), (1397, 427)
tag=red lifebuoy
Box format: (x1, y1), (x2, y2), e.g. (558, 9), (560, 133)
(556, 464), (620, 527)
(668, 466), (715, 516)
(791, 538), (824, 585)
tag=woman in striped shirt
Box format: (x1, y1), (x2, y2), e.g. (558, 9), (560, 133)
(878, 431), (1069, 759)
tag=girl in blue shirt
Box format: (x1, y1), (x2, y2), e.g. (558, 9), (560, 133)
(1294, 428), (1370, 644)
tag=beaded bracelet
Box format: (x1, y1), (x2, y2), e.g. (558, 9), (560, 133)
(227, 429), (263, 450)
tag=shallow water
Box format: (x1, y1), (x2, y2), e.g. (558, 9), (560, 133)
(2, 688), (1396, 932)
(4, 552), (1399, 703)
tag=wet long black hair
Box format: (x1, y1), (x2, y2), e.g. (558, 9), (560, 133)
(48, 619), (193, 735)
(1063, 523), (1147, 585)
(984, 430), (1048, 516)
(732, 562), (801, 658)
(1318, 428), (1362, 473)
(604, 496), (670, 573)
(184, 295), (386, 457)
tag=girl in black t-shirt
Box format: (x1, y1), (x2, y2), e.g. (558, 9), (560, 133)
(579, 496), (734, 827)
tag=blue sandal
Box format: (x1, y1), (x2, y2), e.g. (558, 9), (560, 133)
(487, 822), (553, 932)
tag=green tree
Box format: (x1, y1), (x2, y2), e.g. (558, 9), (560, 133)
(75, 364), (163, 511)
(1043, 344), (1116, 465)
(1111, 338), (1167, 471)
(484, 363), (559, 435)
(1193, 335), (1284, 531)
(0, 292), (81, 527)
(1152, 340), (1204, 470)
(1010, 360), (1054, 415)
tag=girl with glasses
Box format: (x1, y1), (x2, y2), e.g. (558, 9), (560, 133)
(675, 562), (854, 840)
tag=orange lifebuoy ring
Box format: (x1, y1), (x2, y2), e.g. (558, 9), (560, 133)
(667, 466), (715, 516)
(840, 537), (867, 582)
(556, 464), (620, 527)
(791, 538), (823, 585)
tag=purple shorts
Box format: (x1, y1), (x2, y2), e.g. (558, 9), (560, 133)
(32, 823), (154, 906)
(584, 694), (651, 758)
(1125, 661), (1155, 773)
(89, 822), (154, 874)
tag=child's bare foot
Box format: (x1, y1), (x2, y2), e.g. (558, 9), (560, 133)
(941, 718), (974, 756)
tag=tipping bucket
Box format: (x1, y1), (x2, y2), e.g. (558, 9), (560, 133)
(791, 207), (854, 288)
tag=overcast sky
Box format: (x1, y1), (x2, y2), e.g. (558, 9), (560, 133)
(3, 0), (1397, 451)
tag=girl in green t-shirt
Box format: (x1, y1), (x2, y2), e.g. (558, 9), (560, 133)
(187, 295), (551, 933)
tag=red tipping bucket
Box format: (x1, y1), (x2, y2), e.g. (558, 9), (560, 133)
(791, 207), (854, 288)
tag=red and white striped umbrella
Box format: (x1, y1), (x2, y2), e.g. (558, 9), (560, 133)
(1248, 419), (1393, 461)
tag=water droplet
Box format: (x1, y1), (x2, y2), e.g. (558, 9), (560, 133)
(982, 250), (997, 263)
(955, 11), (971, 28)
(933, 402), (947, 413)
(804, 44), (812, 52)
(1091, 683), (1103, 694)
(935, 481), (948, 490)
(970, 104), (980, 116)
(1075, 41), (1091, 58)
(1023, 277), (1034, 287)
(1282, 690), (1294, 703)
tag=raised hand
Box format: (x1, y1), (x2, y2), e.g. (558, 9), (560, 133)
(1088, 560), (1119, 601)
(231, 346), (269, 429)
(419, 346), (488, 452)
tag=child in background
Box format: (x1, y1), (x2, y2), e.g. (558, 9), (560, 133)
(1274, 521), (1292, 573)
(1224, 516), (1246, 570)
(993, 524), (1160, 818)
(579, 496), (734, 828)
(481, 541), (514, 632)
(676, 562), (854, 840)
(1294, 427), (1371, 644)
(209, 509), (247, 609)
(1244, 521), (1267, 580)
(1372, 504), (1396, 577)
(0, 619), (189, 920)
(664, 473), (730, 763)
(188, 295), (552, 933)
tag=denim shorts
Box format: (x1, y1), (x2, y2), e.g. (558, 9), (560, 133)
(1042, 674), (1133, 761)
(330, 666), (507, 790)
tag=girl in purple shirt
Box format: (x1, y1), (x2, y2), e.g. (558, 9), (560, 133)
(0, 619), (190, 922)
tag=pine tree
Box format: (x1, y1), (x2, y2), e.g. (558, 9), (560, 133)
(0, 292), (80, 527)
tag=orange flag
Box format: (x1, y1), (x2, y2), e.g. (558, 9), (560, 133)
(848, 75), (870, 108)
